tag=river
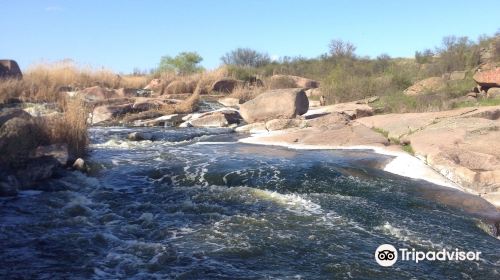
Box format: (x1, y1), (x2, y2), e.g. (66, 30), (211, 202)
(1, 126), (499, 279)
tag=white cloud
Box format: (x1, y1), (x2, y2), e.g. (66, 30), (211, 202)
(271, 54), (279, 61)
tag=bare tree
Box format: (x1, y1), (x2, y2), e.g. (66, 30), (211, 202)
(328, 39), (357, 58)
(221, 48), (271, 67)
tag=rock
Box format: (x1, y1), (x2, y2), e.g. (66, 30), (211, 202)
(449, 71), (467, 80)
(239, 88), (309, 123)
(91, 104), (133, 124)
(16, 156), (60, 187)
(355, 96), (379, 104)
(189, 110), (241, 128)
(34, 144), (69, 165)
(466, 92), (478, 98)
(404, 77), (447, 95)
(306, 112), (350, 129)
(211, 78), (244, 93)
(0, 59), (22, 79)
(269, 75), (319, 89)
(305, 102), (374, 120)
(265, 119), (306, 131)
(218, 97), (241, 107)
(144, 78), (163, 91)
(72, 158), (88, 172)
(80, 86), (118, 101)
(132, 98), (165, 111)
(357, 106), (500, 204)
(0, 117), (41, 166)
(23, 103), (60, 117)
(127, 132), (154, 141)
(473, 68), (500, 88)
(165, 81), (195, 95)
(115, 88), (141, 97)
(0, 108), (32, 127)
(242, 121), (388, 147)
(487, 87), (500, 99)
(134, 114), (184, 127)
(305, 88), (322, 98)
(235, 122), (268, 133)
(0, 172), (19, 196)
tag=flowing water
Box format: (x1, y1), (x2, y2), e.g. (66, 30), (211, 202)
(1, 126), (499, 279)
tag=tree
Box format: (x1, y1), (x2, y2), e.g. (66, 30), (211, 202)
(328, 39), (357, 59)
(415, 49), (434, 64)
(221, 48), (271, 67)
(436, 36), (479, 72)
(158, 52), (203, 75)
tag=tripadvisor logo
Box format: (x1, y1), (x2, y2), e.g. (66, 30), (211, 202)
(374, 244), (481, 267)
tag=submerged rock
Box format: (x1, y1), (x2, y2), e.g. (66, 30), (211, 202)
(127, 132), (154, 141)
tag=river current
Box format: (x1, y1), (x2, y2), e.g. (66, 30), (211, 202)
(1, 126), (499, 279)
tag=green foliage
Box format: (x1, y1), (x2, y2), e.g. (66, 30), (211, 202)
(221, 48), (271, 67)
(402, 144), (415, 155)
(226, 65), (258, 81)
(158, 52), (203, 75)
(451, 98), (500, 109)
(436, 36), (480, 73)
(415, 49), (434, 64)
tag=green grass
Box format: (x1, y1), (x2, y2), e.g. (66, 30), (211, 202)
(451, 98), (500, 108)
(372, 127), (389, 138)
(402, 144), (415, 155)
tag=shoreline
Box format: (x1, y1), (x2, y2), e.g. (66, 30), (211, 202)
(239, 131), (500, 227)
(239, 131), (461, 190)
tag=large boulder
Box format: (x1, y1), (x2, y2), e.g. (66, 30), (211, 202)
(474, 68), (500, 88)
(0, 117), (41, 166)
(211, 78), (244, 93)
(0, 108), (32, 127)
(269, 75), (319, 89)
(91, 104), (133, 124)
(0, 60), (22, 79)
(404, 77), (447, 95)
(189, 110), (241, 128)
(34, 144), (69, 165)
(239, 88), (309, 123)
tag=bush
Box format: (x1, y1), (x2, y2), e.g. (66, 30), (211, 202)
(157, 52), (204, 75)
(221, 48), (271, 67)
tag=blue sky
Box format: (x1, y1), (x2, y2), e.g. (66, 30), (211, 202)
(1, 0), (498, 73)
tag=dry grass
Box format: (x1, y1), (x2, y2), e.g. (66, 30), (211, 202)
(0, 61), (149, 105)
(228, 84), (265, 102)
(36, 97), (89, 158)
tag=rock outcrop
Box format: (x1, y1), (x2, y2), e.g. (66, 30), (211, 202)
(239, 88), (309, 123)
(404, 77), (447, 95)
(211, 78), (244, 93)
(0, 59), (22, 79)
(473, 68), (500, 88)
(269, 75), (319, 89)
(357, 106), (500, 207)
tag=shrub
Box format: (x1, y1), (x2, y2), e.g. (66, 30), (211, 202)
(157, 52), (204, 75)
(221, 48), (271, 68)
